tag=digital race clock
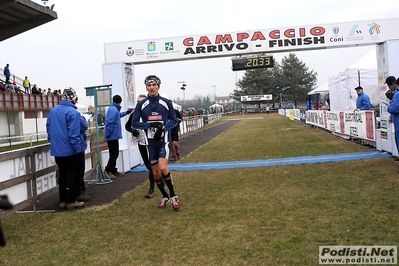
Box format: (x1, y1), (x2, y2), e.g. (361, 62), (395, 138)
(231, 55), (274, 71)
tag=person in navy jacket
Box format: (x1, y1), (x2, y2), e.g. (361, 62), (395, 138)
(104, 95), (131, 179)
(46, 88), (84, 210)
(131, 75), (180, 210)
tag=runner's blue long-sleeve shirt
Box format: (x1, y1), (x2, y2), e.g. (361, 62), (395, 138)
(131, 94), (177, 145)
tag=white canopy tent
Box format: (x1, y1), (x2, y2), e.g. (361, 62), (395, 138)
(76, 103), (89, 113)
(159, 91), (182, 111)
(210, 103), (223, 108)
(172, 102), (182, 111)
(308, 82), (329, 95)
(210, 103), (223, 112)
(328, 49), (377, 111)
(306, 49), (377, 110)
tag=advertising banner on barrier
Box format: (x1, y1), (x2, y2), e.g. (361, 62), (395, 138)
(306, 110), (375, 141)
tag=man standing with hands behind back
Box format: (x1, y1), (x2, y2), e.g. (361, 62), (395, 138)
(46, 88), (84, 210)
(104, 94), (132, 179)
(132, 75), (180, 210)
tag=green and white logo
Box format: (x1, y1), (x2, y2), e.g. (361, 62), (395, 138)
(165, 42), (174, 51)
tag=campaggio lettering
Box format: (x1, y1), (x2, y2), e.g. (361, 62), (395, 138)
(183, 27), (326, 55)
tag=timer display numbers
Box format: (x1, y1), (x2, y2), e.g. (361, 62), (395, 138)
(232, 55), (274, 71)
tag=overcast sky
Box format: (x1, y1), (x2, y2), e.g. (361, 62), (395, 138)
(1, 0), (399, 106)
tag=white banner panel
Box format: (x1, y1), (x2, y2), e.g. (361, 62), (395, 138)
(306, 110), (375, 141)
(104, 18), (399, 64)
(241, 95), (272, 101)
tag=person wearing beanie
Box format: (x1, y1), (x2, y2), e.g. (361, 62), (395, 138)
(46, 88), (85, 210)
(131, 75), (180, 210)
(104, 94), (132, 179)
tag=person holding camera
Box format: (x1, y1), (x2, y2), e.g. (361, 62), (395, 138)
(131, 75), (180, 210)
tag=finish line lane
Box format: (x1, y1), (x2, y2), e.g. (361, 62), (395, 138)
(130, 151), (392, 172)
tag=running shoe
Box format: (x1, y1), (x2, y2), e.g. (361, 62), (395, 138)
(145, 189), (154, 199)
(170, 196), (180, 211)
(158, 197), (170, 208)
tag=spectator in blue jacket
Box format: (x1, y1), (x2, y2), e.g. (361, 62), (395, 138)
(388, 88), (399, 169)
(354, 86), (370, 111)
(104, 94), (132, 179)
(46, 88), (84, 210)
(3, 64), (10, 83)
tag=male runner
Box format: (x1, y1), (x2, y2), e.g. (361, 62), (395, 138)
(131, 75), (180, 210)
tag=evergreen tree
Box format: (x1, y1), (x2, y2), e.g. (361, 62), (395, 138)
(279, 53), (317, 107)
(230, 53), (317, 108)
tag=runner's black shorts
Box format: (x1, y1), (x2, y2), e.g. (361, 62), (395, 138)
(171, 130), (179, 142)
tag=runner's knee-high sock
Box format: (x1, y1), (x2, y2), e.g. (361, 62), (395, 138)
(149, 170), (155, 190)
(162, 172), (175, 197)
(156, 178), (168, 198)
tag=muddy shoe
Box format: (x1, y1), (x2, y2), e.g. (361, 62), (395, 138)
(76, 192), (90, 202)
(145, 189), (154, 199)
(106, 172), (117, 179)
(114, 171), (125, 177)
(59, 202), (66, 209)
(66, 201), (84, 210)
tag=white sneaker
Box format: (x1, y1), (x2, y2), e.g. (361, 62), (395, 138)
(170, 196), (180, 211)
(158, 197), (170, 208)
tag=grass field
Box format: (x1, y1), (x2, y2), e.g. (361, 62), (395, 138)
(0, 114), (398, 266)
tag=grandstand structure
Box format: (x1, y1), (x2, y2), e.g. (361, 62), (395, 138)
(0, 0), (58, 143)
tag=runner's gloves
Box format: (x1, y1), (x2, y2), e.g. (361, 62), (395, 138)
(150, 122), (164, 142)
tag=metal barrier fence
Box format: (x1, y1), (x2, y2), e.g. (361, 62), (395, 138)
(0, 113), (221, 217)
